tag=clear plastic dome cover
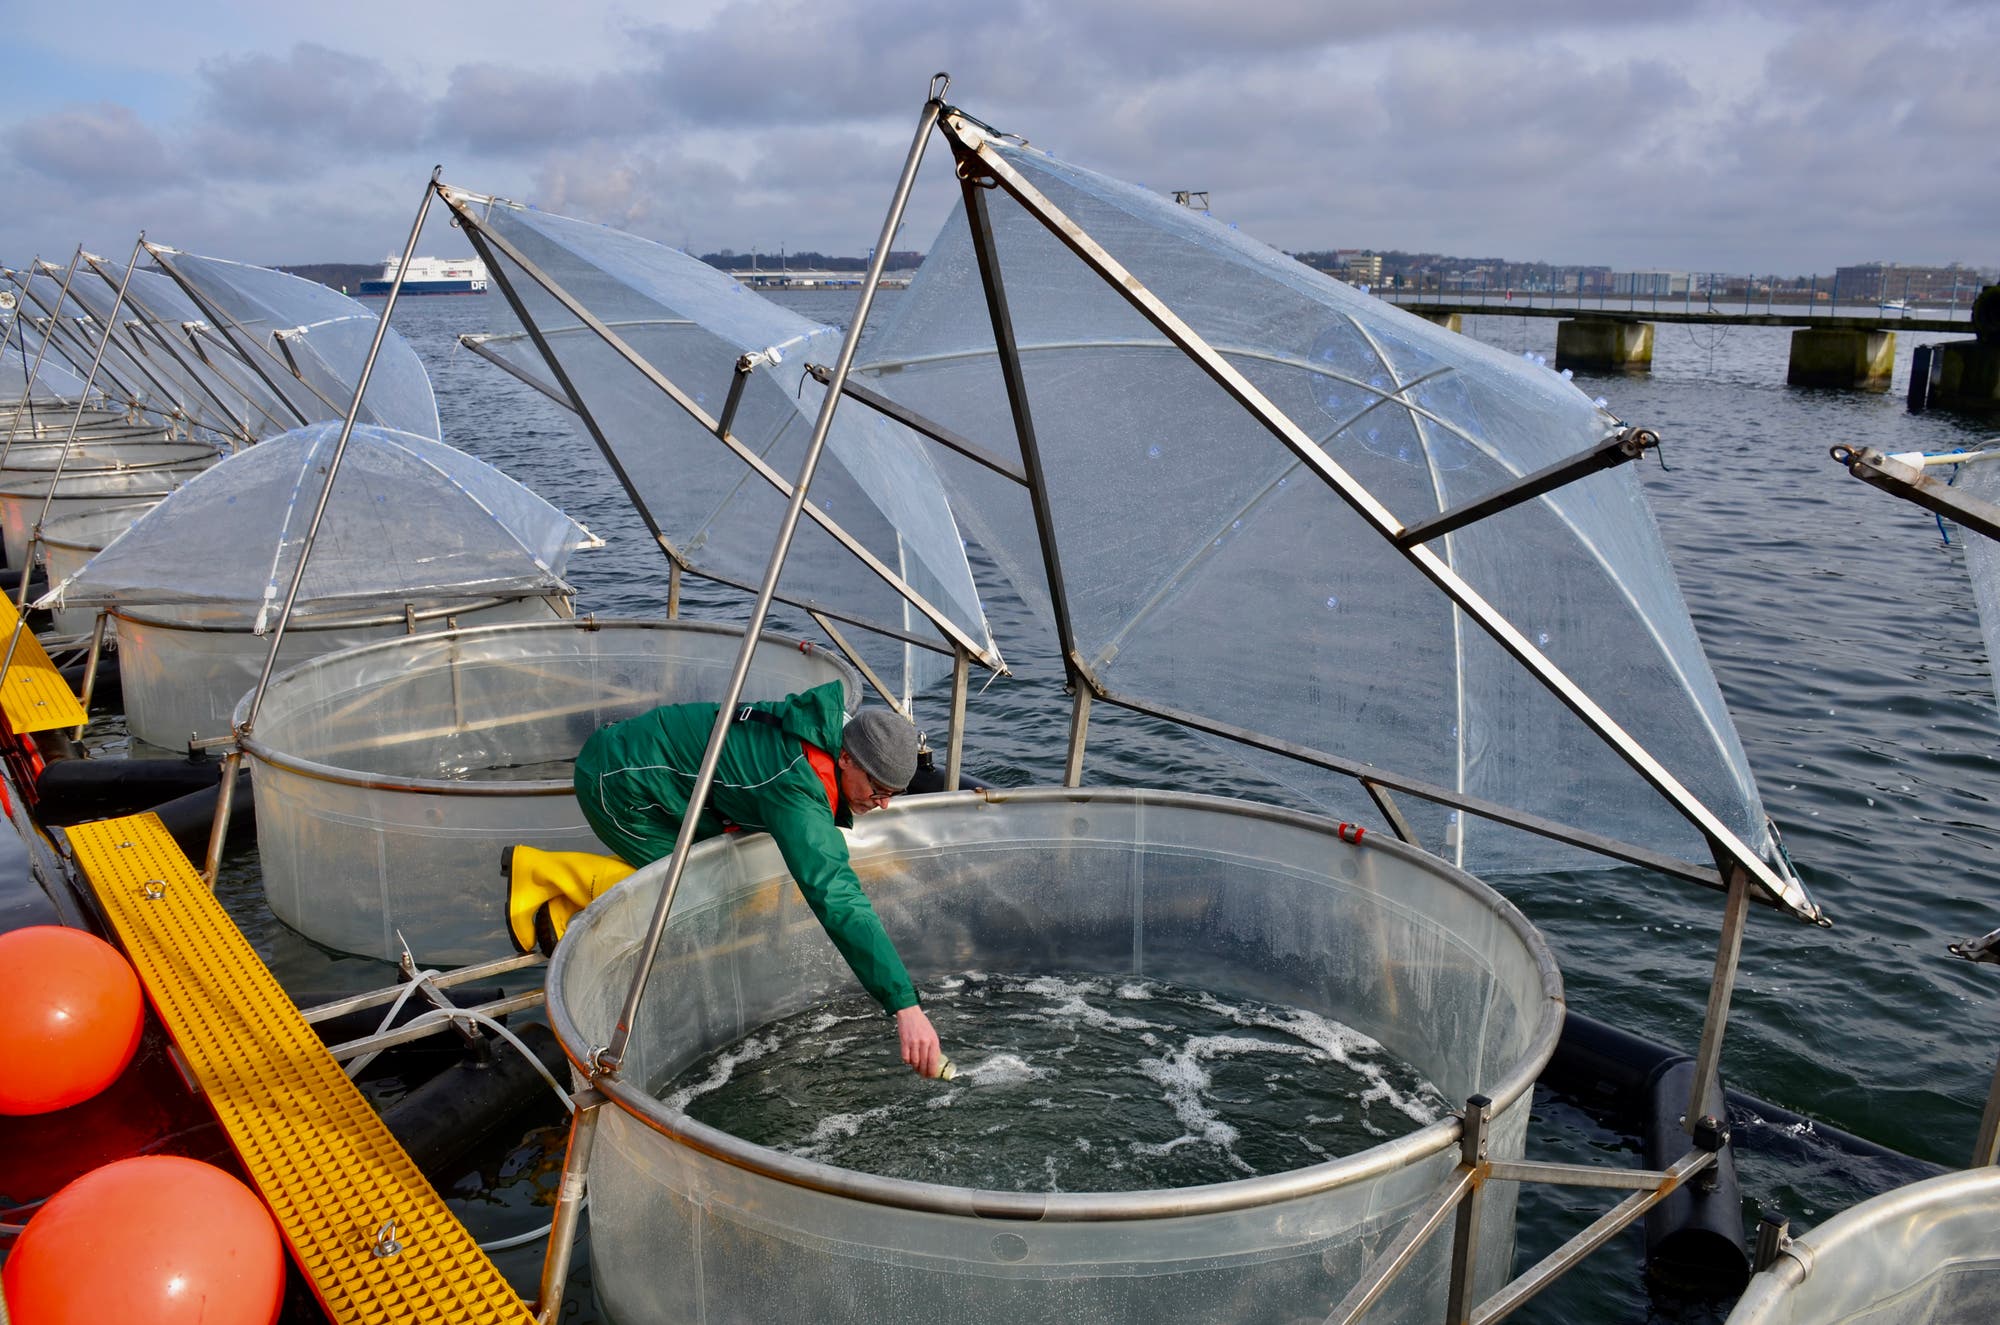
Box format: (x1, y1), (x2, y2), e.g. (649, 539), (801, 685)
(441, 188), (1001, 698)
(37, 421), (600, 629)
(862, 124), (1775, 879)
(0, 320), (90, 402)
(73, 261), (296, 443)
(145, 245), (441, 441)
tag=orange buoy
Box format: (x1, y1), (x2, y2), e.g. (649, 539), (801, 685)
(0, 926), (144, 1115)
(1, 1155), (286, 1324)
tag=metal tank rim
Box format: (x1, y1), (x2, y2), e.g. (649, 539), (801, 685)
(232, 616), (860, 797)
(546, 784), (1567, 1222)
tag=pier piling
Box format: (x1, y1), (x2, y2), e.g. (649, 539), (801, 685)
(1555, 318), (1654, 372)
(1786, 328), (1894, 390)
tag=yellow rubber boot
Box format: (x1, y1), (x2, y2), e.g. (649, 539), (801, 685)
(505, 845), (636, 956)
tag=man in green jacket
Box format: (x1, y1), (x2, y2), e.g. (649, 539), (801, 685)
(567, 680), (943, 1078)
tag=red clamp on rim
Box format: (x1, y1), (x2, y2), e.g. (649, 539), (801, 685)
(1337, 822), (1366, 844)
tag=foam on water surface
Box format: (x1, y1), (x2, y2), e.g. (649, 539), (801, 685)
(662, 971), (1448, 1192)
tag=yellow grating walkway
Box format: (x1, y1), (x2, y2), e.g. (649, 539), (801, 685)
(70, 814), (536, 1325)
(0, 594), (86, 732)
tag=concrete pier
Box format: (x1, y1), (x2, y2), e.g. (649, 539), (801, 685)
(1555, 319), (1653, 372)
(1787, 328), (1894, 390)
(1930, 285), (2000, 414)
(1414, 311), (1462, 333)
(1933, 342), (2000, 414)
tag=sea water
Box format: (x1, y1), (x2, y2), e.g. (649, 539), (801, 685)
(664, 971), (1447, 1192)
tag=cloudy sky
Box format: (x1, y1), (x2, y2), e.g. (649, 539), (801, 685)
(2, 0), (1994, 277)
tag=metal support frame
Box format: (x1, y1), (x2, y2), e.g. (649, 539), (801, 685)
(145, 245), (316, 430)
(23, 267), (149, 408)
(946, 645), (969, 789)
(73, 611), (108, 739)
(535, 1089), (603, 1323)
(808, 608), (912, 719)
(440, 181), (1003, 674)
(1064, 684), (1091, 787)
(1394, 428), (1660, 548)
(594, 81), (947, 1079)
(1326, 1100), (1720, 1325)
(1, 236), (146, 690)
(1832, 444), (2000, 543)
(808, 364), (1028, 483)
(1446, 1096), (1492, 1323)
(201, 749), (241, 887)
(2, 252), (83, 461)
(939, 110), (1818, 928)
(1975, 1053), (2000, 1168)
(1685, 853), (1752, 1131)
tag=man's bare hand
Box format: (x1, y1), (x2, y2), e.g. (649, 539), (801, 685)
(895, 1004), (943, 1077)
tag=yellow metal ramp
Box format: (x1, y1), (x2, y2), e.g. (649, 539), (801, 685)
(0, 595), (86, 732)
(70, 813), (536, 1324)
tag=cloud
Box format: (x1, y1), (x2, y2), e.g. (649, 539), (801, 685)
(189, 44), (426, 178)
(6, 103), (178, 193)
(432, 63), (650, 153)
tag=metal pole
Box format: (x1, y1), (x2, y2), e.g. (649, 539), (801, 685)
(201, 749), (242, 888)
(1684, 854), (1751, 1131)
(595, 79), (946, 1076)
(945, 644), (968, 790)
(534, 1091), (603, 1323)
(73, 610), (108, 739)
(2, 252), (83, 462)
(0, 237), (145, 687)
(1446, 1095), (1492, 1324)
(237, 171), (438, 736)
(1972, 1052), (2000, 1167)
(1064, 684), (1091, 787)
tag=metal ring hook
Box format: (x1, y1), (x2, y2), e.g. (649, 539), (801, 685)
(929, 72), (951, 101)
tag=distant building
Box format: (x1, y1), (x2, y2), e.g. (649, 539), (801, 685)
(1611, 270), (1692, 297)
(1834, 262), (1988, 303)
(1336, 250), (1382, 286)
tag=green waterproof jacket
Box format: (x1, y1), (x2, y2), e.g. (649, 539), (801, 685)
(572, 680), (918, 1014)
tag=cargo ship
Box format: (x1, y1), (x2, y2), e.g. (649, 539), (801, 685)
(357, 255), (487, 296)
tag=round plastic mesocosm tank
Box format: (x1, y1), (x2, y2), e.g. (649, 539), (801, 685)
(237, 618), (860, 966)
(114, 595), (565, 750)
(549, 788), (1565, 1325)
(1726, 1168), (2000, 1324)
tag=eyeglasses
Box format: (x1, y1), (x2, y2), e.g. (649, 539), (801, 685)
(848, 758), (901, 805)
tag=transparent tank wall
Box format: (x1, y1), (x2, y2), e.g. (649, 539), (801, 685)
(1727, 1168), (2000, 1325)
(550, 789), (1564, 1325)
(115, 596), (563, 750)
(240, 620), (860, 966)
(39, 501), (157, 638)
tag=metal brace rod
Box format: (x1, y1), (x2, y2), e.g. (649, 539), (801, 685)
(145, 245), (317, 430)
(1447, 1096), (1492, 1323)
(1468, 1147), (1715, 1325)
(1091, 681), (1733, 892)
(596, 82), (947, 1077)
(535, 1090), (603, 1323)
(946, 645), (969, 789)
(1685, 853), (1752, 1133)
(439, 185), (1003, 674)
(1361, 780), (1419, 845)
(945, 114), (1819, 926)
(3, 252), (84, 462)
(1323, 1166), (1476, 1325)
(808, 608), (912, 719)
(1394, 428), (1660, 548)
(1833, 444), (2000, 544)
(1483, 1159), (1678, 1191)
(806, 364), (1028, 484)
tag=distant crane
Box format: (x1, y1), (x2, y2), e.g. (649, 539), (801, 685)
(1171, 190), (1210, 210)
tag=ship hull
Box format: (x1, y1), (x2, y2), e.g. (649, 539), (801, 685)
(356, 279), (485, 297)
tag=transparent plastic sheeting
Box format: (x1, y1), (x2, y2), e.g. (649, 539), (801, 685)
(1946, 455), (2000, 713)
(862, 134), (1770, 874)
(0, 322), (92, 401)
(38, 421), (600, 631)
(146, 246), (441, 440)
(239, 620), (858, 964)
(549, 789), (1563, 1325)
(444, 189), (997, 701)
(40, 501), (157, 638)
(1726, 1168), (2000, 1324)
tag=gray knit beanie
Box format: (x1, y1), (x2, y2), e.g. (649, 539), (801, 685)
(842, 708), (918, 792)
